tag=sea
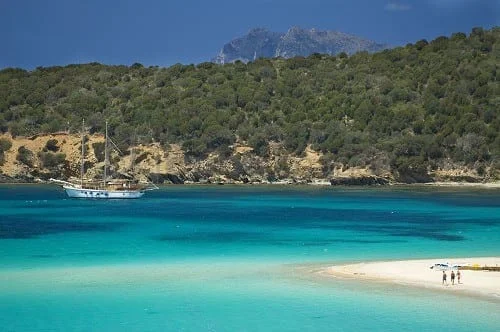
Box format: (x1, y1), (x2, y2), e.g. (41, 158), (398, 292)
(0, 184), (499, 331)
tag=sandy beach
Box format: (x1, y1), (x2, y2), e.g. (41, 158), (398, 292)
(325, 257), (500, 300)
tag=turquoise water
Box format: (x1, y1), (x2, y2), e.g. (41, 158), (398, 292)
(1, 185), (499, 331)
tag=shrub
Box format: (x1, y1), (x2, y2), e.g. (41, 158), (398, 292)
(45, 139), (59, 152)
(16, 146), (34, 167)
(182, 139), (206, 158)
(38, 151), (66, 169)
(0, 137), (12, 152)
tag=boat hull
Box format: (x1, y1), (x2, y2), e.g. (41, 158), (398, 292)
(63, 186), (145, 199)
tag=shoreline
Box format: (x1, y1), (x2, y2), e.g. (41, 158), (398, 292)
(323, 257), (500, 301)
(418, 181), (500, 188)
(1, 180), (500, 188)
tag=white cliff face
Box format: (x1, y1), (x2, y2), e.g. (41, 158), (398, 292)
(213, 27), (388, 64)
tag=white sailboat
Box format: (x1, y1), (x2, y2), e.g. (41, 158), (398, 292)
(51, 120), (158, 199)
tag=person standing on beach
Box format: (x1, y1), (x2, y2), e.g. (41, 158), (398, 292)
(442, 271), (447, 285)
(450, 270), (455, 285)
(457, 270), (461, 284)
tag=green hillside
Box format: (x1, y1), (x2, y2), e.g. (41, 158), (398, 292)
(1, 27), (499, 181)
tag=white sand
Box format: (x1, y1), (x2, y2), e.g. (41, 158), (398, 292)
(326, 257), (500, 300)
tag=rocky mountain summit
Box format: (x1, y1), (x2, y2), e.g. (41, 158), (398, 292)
(213, 26), (388, 64)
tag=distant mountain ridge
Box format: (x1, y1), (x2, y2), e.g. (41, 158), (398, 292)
(213, 26), (388, 64)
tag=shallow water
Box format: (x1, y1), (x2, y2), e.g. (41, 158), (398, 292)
(1, 185), (499, 331)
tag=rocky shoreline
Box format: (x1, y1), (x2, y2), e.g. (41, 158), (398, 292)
(0, 133), (497, 187)
(1, 172), (499, 188)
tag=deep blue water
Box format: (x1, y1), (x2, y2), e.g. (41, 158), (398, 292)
(0, 185), (499, 331)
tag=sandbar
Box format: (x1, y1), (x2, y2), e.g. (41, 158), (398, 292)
(325, 257), (500, 300)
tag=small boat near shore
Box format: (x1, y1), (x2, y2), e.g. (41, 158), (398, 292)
(429, 262), (469, 271)
(51, 120), (158, 199)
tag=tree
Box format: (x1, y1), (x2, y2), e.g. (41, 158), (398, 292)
(248, 132), (269, 157)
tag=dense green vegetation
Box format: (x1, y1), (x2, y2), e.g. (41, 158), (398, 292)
(0, 27), (499, 180)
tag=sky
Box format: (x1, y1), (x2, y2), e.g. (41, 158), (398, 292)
(1, 0), (499, 69)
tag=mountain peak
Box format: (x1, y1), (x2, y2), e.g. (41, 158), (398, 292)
(287, 26), (305, 33)
(248, 27), (270, 35)
(213, 27), (388, 64)
(213, 28), (282, 64)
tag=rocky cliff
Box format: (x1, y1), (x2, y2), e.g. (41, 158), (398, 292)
(213, 26), (388, 64)
(0, 133), (330, 184)
(0, 133), (494, 185)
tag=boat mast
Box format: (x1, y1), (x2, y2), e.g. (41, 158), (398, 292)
(104, 121), (109, 186)
(130, 133), (137, 173)
(80, 119), (85, 187)
(130, 145), (135, 173)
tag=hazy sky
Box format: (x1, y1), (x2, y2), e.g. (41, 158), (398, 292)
(1, 0), (498, 69)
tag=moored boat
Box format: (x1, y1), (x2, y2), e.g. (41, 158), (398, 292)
(51, 120), (158, 199)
